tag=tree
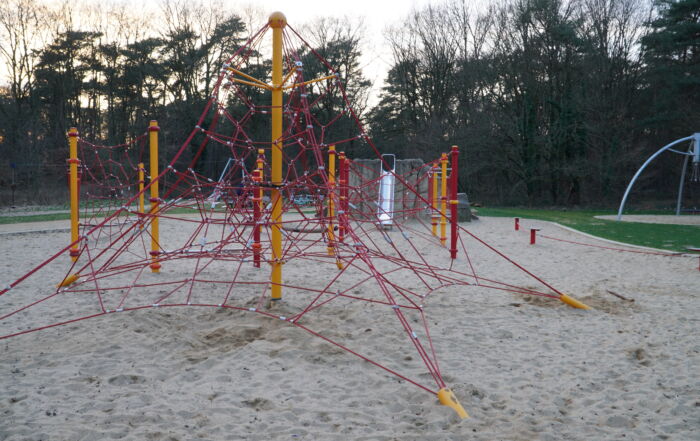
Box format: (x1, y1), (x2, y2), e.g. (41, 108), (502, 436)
(0, 0), (47, 168)
(33, 30), (103, 142)
(642, 0), (700, 138)
(297, 17), (373, 157)
(370, 0), (654, 205)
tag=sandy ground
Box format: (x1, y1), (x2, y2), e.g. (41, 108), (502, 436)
(1, 216), (698, 440)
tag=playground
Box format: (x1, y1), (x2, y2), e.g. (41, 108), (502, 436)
(1, 214), (698, 439)
(1, 9), (699, 441)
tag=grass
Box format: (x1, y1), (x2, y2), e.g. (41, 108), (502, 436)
(3, 203), (698, 252)
(0, 204), (318, 225)
(476, 207), (700, 252)
(0, 212), (73, 225)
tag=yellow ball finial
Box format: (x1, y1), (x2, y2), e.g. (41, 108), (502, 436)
(268, 11), (287, 28)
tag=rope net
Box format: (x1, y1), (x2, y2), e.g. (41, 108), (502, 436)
(1, 22), (571, 402)
(74, 134), (149, 251)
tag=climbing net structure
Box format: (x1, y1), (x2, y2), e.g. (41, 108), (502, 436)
(0, 13), (590, 418)
(72, 134), (149, 251)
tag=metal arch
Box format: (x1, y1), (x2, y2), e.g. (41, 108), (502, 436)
(616, 135), (695, 221)
(675, 151), (691, 215)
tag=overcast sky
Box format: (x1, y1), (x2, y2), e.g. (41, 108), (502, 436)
(250, 0), (438, 101)
(0, 0), (442, 100)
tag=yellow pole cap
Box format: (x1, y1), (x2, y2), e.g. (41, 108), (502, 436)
(437, 387), (469, 419)
(560, 294), (591, 310)
(268, 11), (287, 28)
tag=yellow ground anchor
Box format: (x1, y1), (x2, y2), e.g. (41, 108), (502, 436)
(438, 388), (469, 419)
(559, 294), (591, 309)
(57, 273), (80, 288)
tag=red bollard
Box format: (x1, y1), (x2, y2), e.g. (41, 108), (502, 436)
(530, 228), (540, 245)
(515, 217), (520, 231)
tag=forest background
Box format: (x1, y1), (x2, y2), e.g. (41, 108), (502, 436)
(1, 0), (698, 208)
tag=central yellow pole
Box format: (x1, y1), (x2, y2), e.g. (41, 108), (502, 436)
(269, 12), (286, 301)
(68, 127), (80, 261)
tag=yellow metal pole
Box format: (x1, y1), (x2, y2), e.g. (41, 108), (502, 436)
(68, 127), (80, 261)
(431, 164), (438, 237)
(148, 120), (161, 273)
(138, 162), (145, 229)
(269, 12), (286, 301)
(327, 145), (336, 256)
(440, 153), (448, 246)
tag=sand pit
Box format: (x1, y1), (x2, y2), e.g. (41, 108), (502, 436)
(1, 216), (698, 440)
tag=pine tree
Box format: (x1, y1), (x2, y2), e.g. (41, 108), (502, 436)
(642, 0), (700, 136)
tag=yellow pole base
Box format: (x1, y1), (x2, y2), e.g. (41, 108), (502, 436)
(560, 294), (591, 310)
(57, 273), (80, 288)
(437, 387), (469, 419)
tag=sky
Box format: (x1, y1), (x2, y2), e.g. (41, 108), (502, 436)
(243, 0), (434, 82)
(0, 0), (440, 102)
(189, 0), (438, 101)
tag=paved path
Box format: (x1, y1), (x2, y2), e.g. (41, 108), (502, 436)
(596, 214), (700, 226)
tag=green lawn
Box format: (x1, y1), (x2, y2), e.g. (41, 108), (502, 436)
(0, 204), (220, 224)
(476, 207), (700, 252)
(3, 204), (698, 252)
(0, 212), (73, 224)
(0, 204), (317, 225)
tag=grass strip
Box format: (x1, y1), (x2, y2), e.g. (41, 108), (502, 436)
(476, 207), (700, 252)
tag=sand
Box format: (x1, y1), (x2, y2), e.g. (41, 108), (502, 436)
(1, 216), (698, 440)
